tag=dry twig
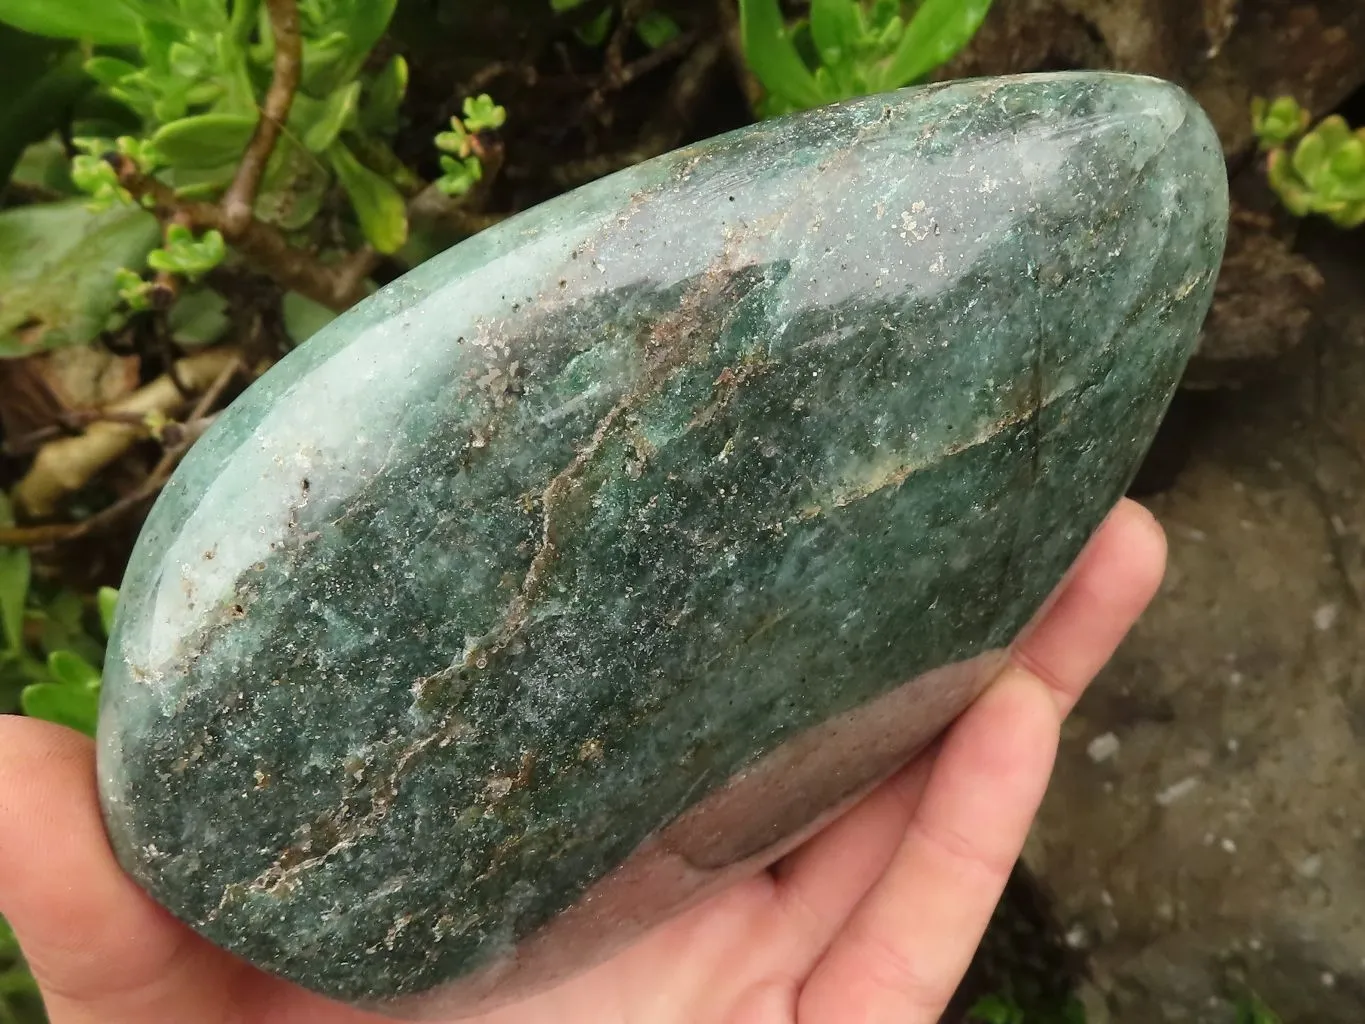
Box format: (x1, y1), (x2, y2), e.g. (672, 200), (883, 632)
(554, 37), (725, 187)
(10, 348), (243, 522)
(222, 0), (303, 233)
(116, 168), (373, 311)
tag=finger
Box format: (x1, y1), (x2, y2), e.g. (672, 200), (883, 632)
(766, 752), (935, 962)
(769, 499), (1163, 958)
(0, 715), (240, 1023)
(1012, 497), (1167, 715)
(796, 669), (1060, 1024)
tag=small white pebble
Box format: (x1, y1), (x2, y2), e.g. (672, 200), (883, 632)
(1249, 937), (1263, 952)
(1156, 776), (1201, 806)
(1227, 737), (1240, 753)
(1228, 671), (1244, 686)
(1087, 732), (1121, 763)
(1314, 604), (1339, 631)
(1221, 837), (1238, 854)
(1322, 972), (1336, 988)
(1298, 854), (1324, 879)
(1064, 924), (1089, 949)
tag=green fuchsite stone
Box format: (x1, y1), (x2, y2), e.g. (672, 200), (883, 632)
(97, 71), (1228, 1017)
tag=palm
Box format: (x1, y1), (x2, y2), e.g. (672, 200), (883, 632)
(0, 501), (1165, 1024)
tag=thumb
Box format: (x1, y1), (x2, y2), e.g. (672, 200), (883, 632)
(0, 715), (239, 1023)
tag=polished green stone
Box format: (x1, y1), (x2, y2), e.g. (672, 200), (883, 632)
(97, 71), (1227, 1016)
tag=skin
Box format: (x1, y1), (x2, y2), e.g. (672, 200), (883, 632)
(0, 499), (1166, 1024)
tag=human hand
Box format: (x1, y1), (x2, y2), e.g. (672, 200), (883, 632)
(0, 499), (1165, 1024)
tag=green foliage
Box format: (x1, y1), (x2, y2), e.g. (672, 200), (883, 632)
(740, 0), (994, 116)
(166, 285), (231, 345)
(970, 994), (1029, 1024)
(636, 10), (680, 48)
(115, 267), (156, 311)
(1254, 97), (1365, 229)
(147, 223), (227, 278)
(0, 497), (112, 733)
(0, 29), (93, 187)
(434, 94), (506, 198)
(1235, 994), (1282, 1024)
(967, 993), (1087, 1024)
(282, 289), (337, 344)
(0, 0), (140, 44)
(2, 0), (415, 284)
(328, 141), (408, 254)
(0, 913), (44, 1024)
(0, 198), (160, 357)
(462, 94), (507, 134)
(66, 135), (158, 217)
(550, 0), (680, 50)
(1252, 96), (1311, 151)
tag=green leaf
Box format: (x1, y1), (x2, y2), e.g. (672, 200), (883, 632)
(84, 56), (138, 87)
(1251, 95), (1309, 151)
(881, 0), (995, 90)
(739, 0), (825, 110)
(283, 290), (338, 345)
(966, 994), (1024, 1024)
(300, 31), (353, 96)
(167, 286), (231, 346)
(0, 914), (17, 955)
(329, 142), (409, 255)
(97, 587), (118, 638)
(46, 649), (100, 689)
(0, 547), (28, 656)
(0, 199), (160, 358)
(293, 81), (362, 154)
(362, 54), (408, 134)
(0, 0), (140, 44)
(0, 42), (90, 187)
(462, 94), (507, 134)
(575, 7), (612, 46)
(1292, 130), (1329, 184)
(338, 0), (399, 68)
(35, 589), (101, 664)
(1235, 994), (1282, 1024)
(20, 681), (99, 735)
(161, 161), (238, 199)
(0, 496), (28, 658)
(10, 135), (74, 195)
(300, 0), (398, 94)
(437, 153), (482, 196)
(636, 11), (681, 50)
(147, 225), (227, 279)
(1331, 198), (1365, 228)
(550, 0), (589, 10)
(810, 0), (862, 63)
(254, 133), (329, 230)
(152, 113), (258, 170)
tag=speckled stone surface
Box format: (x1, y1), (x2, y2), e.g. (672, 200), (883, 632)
(97, 72), (1227, 1016)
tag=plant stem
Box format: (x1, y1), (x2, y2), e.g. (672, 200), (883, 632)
(221, 0), (302, 234)
(119, 166), (370, 311)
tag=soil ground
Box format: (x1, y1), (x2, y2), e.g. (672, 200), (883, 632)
(1026, 223), (1365, 1023)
